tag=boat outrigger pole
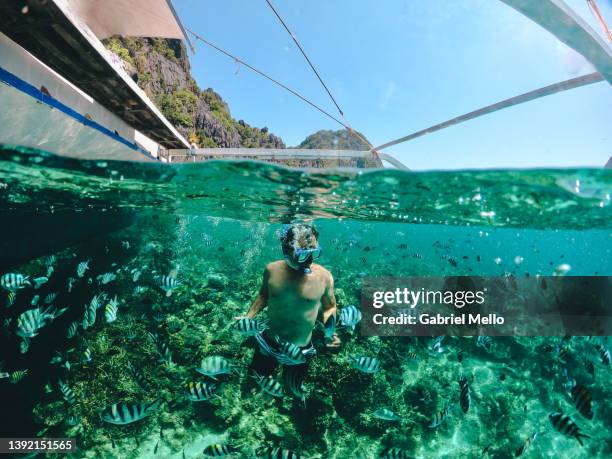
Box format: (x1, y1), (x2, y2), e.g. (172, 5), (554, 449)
(371, 73), (604, 152)
(372, 0), (612, 152)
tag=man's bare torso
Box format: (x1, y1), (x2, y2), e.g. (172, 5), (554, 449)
(265, 260), (330, 346)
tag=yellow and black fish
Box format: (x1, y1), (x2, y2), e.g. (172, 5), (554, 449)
(569, 383), (593, 420)
(185, 381), (217, 402)
(549, 412), (590, 446)
(459, 375), (470, 413)
(203, 444), (240, 457)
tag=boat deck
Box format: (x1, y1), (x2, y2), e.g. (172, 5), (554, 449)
(0, 0), (189, 149)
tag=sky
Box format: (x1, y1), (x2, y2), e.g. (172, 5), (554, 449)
(173, 0), (612, 170)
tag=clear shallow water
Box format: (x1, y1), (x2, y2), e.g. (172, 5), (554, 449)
(0, 144), (611, 458)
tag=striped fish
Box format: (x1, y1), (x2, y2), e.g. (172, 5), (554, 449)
(9, 369), (28, 383)
(58, 379), (76, 404)
(149, 333), (173, 367)
(44, 292), (58, 304)
(196, 356), (235, 379)
(459, 375), (471, 413)
(19, 338), (30, 354)
(185, 382), (218, 402)
(428, 404), (451, 428)
(127, 362), (148, 388)
(131, 269), (142, 283)
(549, 412), (590, 446)
(274, 336), (307, 365)
(16, 307), (56, 338)
(476, 335), (493, 351)
(66, 415), (80, 427)
(254, 332), (285, 361)
(253, 372), (284, 397)
(105, 296), (119, 323)
(203, 444), (240, 457)
(595, 344), (610, 365)
(569, 383), (593, 420)
(255, 447), (302, 459)
(97, 272), (117, 285)
(372, 408), (402, 421)
(82, 294), (104, 330)
(33, 277), (48, 289)
(100, 400), (160, 425)
(6, 291), (16, 307)
(156, 275), (181, 297)
(380, 448), (415, 459)
(50, 351), (64, 364)
(322, 314), (336, 340)
(234, 317), (267, 336)
(66, 321), (79, 339)
(284, 370), (307, 404)
(350, 355), (381, 373)
(152, 312), (166, 323)
(339, 305), (362, 331)
(1, 273), (31, 291)
(66, 277), (76, 292)
(431, 336), (445, 353)
(515, 431), (539, 457)
(76, 261), (89, 278)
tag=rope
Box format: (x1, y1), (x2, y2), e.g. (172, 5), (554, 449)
(264, 0), (344, 116)
(263, 1), (378, 154)
(372, 72), (604, 152)
(586, 0), (612, 41)
(185, 27), (378, 154)
(186, 27), (350, 130)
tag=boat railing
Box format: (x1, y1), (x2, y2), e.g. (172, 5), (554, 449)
(159, 148), (387, 168)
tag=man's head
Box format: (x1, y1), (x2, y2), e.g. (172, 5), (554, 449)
(280, 223), (321, 274)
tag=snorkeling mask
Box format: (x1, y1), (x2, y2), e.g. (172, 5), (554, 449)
(295, 247), (322, 263)
(283, 246), (322, 274)
(280, 224), (321, 274)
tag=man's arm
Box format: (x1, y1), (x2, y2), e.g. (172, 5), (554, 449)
(321, 271), (341, 348)
(243, 266), (269, 319)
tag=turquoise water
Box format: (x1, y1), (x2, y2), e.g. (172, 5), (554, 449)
(0, 145), (611, 458)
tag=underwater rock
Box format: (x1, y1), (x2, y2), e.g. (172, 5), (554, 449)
(207, 273), (228, 290)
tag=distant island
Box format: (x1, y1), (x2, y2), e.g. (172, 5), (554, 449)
(295, 129), (370, 150)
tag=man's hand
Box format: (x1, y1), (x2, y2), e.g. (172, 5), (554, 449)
(324, 333), (341, 350)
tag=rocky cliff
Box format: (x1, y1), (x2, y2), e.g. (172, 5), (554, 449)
(103, 37), (285, 149)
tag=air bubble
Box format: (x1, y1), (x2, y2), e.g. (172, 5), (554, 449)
(553, 264), (571, 276)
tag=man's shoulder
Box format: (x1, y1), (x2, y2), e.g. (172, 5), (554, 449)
(311, 263), (332, 279)
(266, 260), (286, 272)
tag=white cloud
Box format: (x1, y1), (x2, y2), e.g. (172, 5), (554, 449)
(380, 81), (396, 108)
(556, 41), (596, 76)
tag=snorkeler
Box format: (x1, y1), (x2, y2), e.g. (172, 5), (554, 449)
(237, 223), (340, 390)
